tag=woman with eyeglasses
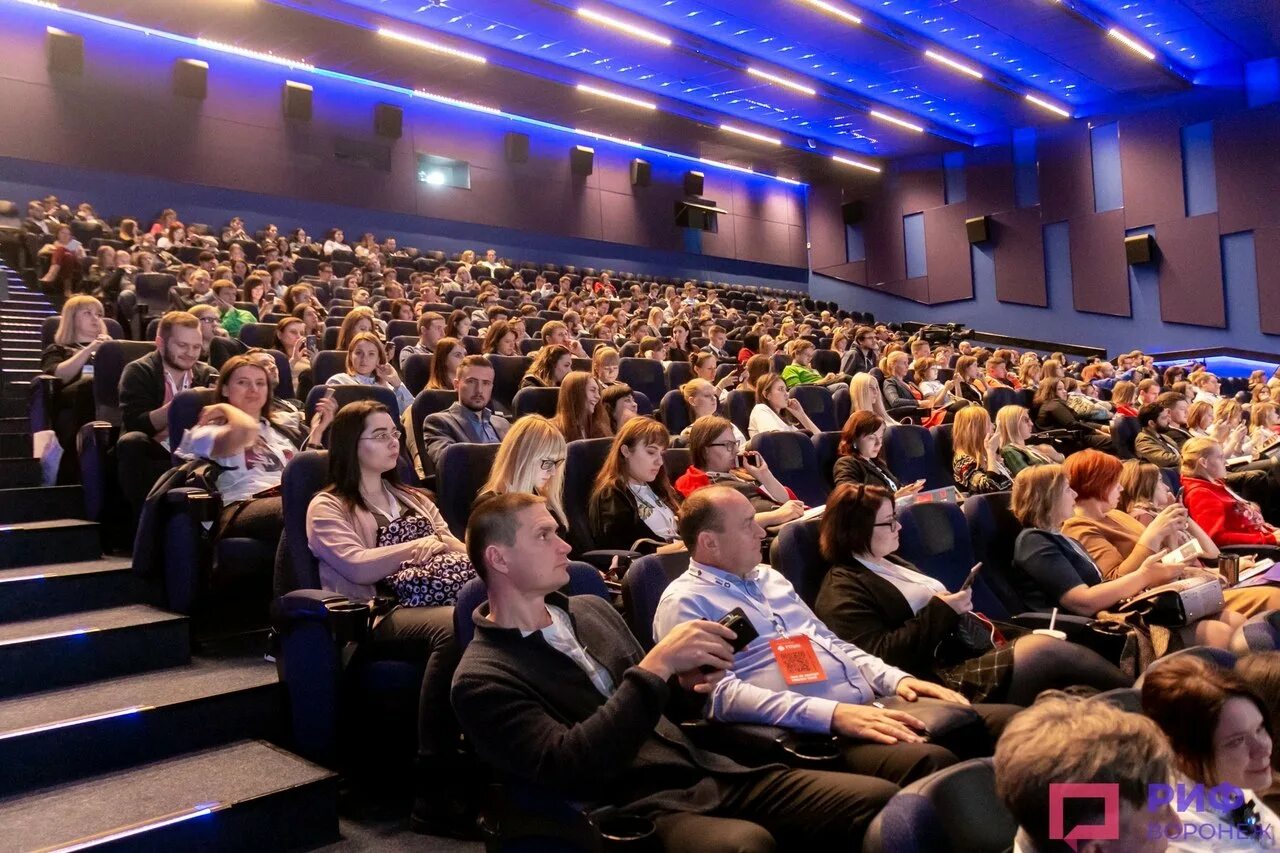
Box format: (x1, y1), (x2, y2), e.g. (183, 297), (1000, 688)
(674, 415), (804, 528)
(1142, 656), (1280, 851)
(589, 416), (685, 554)
(814, 482), (1129, 703)
(306, 399), (473, 834)
(327, 332), (414, 416)
(476, 415), (568, 537)
(833, 411), (925, 499)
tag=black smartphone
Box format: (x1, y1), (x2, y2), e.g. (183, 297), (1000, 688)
(959, 562), (982, 592)
(305, 334), (318, 351)
(701, 607), (759, 673)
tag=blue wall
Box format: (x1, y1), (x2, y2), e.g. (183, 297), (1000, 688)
(0, 156), (806, 290)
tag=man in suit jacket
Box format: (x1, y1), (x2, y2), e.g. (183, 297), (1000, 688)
(839, 326), (878, 377)
(701, 325), (735, 364)
(453, 492), (896, 851)
(419, 355), (510, 477)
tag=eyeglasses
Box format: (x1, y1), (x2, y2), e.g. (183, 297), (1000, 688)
(539, 457), (565, 471)
(707, 441), (741, 451)
(360, 429), (402, 443)
(197, 317), (218, 325)
(873, 517), (901, 529)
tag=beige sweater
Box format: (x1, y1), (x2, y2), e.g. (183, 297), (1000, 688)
(305, 487), (465, 601)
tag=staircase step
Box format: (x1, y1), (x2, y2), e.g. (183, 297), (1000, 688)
(0, 417), (29, 434)
(0, 399), (28, 419)
(0, 458), (42, 487)
(0, 557), (134, 622)
(0, 657), (279, 797)
(0, 740), (337, 852)
(0, 432), (32, 458)
(0, 605), (189, 698)
(0, 306), (54, 316)
(0, 518), (100, 568)
(0, 484), (85, 524)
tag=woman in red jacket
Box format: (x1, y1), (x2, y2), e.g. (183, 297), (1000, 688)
(1180, 437), (1280, 546)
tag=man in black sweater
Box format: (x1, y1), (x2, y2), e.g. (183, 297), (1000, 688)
(453, 493), (896, 852)
(116, 311), (217, 509)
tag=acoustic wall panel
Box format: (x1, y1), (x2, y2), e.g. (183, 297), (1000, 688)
(1180, 122), (1218, 217)
(1090, 122), (1124, 213)
(897, 169), (945, 217)
(1069, 209), (1131, 317)
(904, 212), (927, 279)
(1155, 215), (1225, 327)
(1013, 129), (1039, 209)
(943, 152), (966, 205)
(1043, 221), (1073, 311)
(993, 207), (1048, 307)
(1040, 125), (1094, 223)
(1121, 113), (1186, 228)
(924, 204), (974, 304)
(1221, 231), (1258, 335)
(1216, 105), (1280, 234)
(1254, 227), (1280, 335)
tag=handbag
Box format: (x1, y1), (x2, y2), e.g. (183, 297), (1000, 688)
(1117, 576), (1226, 628)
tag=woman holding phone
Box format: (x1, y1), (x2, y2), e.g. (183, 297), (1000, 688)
(674, 416), (804, 528)
(814, 482), (1130, 703)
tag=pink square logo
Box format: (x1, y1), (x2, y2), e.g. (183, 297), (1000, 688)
(1049, 782), (1120, 851)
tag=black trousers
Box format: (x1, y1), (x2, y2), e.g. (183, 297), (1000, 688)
(370, 605), (462, 760)
(115, 431), (174, 511)
(218, 495), (284, 555)
(654, 767), (897, 852)
(50, 376), (94, 484)
(836, 703), (1017, 786)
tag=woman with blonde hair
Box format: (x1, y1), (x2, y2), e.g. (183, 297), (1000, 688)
(1252, 402), (1280, 444)
(1040, 359), (1065, 382)
(477, 415), (567, 529)
(42, 295), (112, 482)
(588, 416), (684, 553)
(591, 345), (620, 388)
(425, 337), (463, 391)
(849, 371), (896, 425)
(1017, 360), (1041, 391)
(952, 406), (1013, 493)
(1213, 398), (1254, 457)
(996, 404), (1062, 476)
(551, 371), (612, 443)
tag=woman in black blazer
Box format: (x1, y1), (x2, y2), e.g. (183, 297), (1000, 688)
(587, 417), (684, 553)
(814, 482), (1129, 703)
(833, 411), (925, 498)
(1031, 378), (1113, 453)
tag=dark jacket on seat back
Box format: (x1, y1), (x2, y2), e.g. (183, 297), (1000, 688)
(451, 593), (767, 817)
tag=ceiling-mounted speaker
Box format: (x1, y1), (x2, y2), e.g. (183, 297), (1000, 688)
(570, 145), (594, 176)
(1125, 233), (1156, 265)
(684, 170), (705, 196)
(282, 80), (313, 121)
(966, 215), (991, 244)
(374, 103), (403, 139)
(172, 59), (208, 100)
(630, 158), (651, 187)
(504, 132), (529, 163)
(841, 200), (865, 225)
(46, 27), (84, 76)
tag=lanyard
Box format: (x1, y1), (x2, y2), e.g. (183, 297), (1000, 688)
(688, 566), (787, 636)
(164, 368), (192, 398)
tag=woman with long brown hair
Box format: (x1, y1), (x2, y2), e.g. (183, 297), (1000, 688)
(550, 371), (612, 443)
(588, 416), (684, 553)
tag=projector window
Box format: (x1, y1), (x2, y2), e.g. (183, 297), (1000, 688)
(417, 154), (470, 190)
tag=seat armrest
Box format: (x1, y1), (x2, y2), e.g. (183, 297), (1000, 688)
(28, 374), (57, 434)
(77, 420), (118, 521)
(271, 589), (349, 625)
(679, 720), (841, 768)
(164, 486), (222, 522)
(1008, 612), (1127, 663)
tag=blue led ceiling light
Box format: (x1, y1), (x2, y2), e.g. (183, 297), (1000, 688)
(1074, 0), (1246, 73)
(1052, 0), (1195, 84)
(2, 0), (817, 186)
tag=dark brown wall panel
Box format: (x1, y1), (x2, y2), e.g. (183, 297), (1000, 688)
(812, 261), (867, 287)
(864, 196), (907, 287)
(1256, 227), (1280, 335)
(1069, 209), (1131, 317)
(1216, 105), (1280, 234)
(1039, 124), (1094, 223)
(897, 169), (945, 215)
(992, 208), (1048, 307)
(809, 182), (853, 271)
(966, 155), (1015, 218)
(924, 204), (974, 304)
(1154, 214), (1225, 327)
(1120, 112), (1185, 229)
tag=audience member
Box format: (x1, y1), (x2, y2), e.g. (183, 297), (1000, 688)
(749, 373), (820, 437)
(952, 406), (1013, 494)
(521, 344), (572, 389)
(834, 411), (924, 498)
(1181, 438), (1280, 547)
(42, 296), (111, 482)
(550, 371), (611, 443)
(401, 312), (445, 369)
(476, 415), (567, 533)
(326, 331), (413, 414)
(674, 416), (803, 527)
(425, 337), (463, 391)
(601, 382), (639, 432)
(996, 404), (1063, 475)
(591, 346), (621, 388)
(814, 483), (1128, 704)
(419, 355), (510, 478)
(589, 416), (683, 553)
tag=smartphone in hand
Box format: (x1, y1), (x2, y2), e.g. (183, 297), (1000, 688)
(959, 562), (982, 591)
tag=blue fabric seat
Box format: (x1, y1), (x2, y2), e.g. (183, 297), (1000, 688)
(746, 431), (828, 507)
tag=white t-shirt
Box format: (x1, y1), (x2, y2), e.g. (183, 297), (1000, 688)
(522, 605), (615, 697)
(183, 416), (300, 503)
(748, 404), (797, 438)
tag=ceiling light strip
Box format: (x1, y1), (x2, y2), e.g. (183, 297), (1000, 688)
(1024, 93), (1071, 118)
(1106, 28), (1157, 61)
(798, 0), (862, 26)
(377, 28), (487, 64)
(3, 0), (820, 186)
(576, 7), (672, 46)
(576, 83), (657, 110)
(720, 124), (783, 145)
(746, 67), (817, 96)
(832, 155), (882, 174)
(923, 50), (983, 80)
(867, 110), (924, 133)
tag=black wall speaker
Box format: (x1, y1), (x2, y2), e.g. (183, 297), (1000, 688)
(1125, 233), (1156, 265)
(841, 200), (865, 226)
(282, 80), (313, 121)
(684, 170), (705, 196)
(374, 103), (402, 139)
(46, 27), (84, 76)
(172, 59), (208, 100)
(570, 145), (594, 176)
(966, 215), (991, 244)
(630, 158), (651, 187)
(504, 132), (529, 163)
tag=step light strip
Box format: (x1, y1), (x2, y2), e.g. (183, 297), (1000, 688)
(0, 705), (154, 741)
(43, 804), (220, 853)
(3, 0), (813, 187)
(0, 627), (99, 647)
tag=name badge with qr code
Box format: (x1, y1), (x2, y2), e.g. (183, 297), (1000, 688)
(769, 636), (827, 685)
